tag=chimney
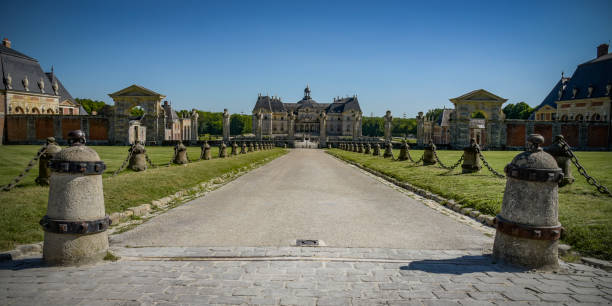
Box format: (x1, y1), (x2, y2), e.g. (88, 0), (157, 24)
(597, 43), (609, 58)
(2, 38), (11, 48)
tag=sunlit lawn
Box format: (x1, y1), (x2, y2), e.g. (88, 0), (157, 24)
(0, 145), (286, 251)
(328, 148), (612, 261)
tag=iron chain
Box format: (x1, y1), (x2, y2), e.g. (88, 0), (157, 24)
(475, 147), (505, 178)
(432, 146), (464, 170)
(559, 139), (611, 196)
(1, 144), (48, 191)
(111, 144), (135, 177)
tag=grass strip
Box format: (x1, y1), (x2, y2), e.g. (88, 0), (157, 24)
(327, 148), (612, 261)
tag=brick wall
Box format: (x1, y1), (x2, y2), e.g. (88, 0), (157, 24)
(35, 118), (54, 139)
(506, 124), (525, 147)
(588, 126), (608, 147)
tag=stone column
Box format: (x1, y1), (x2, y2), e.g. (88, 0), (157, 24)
(222, 109), (230, 142)
(319, 112), (327, 148)
(384, 110), (393, 142)
(288, 112), (295, 140)
(191, 109), (199, 141)
(255, 111), (263, 141)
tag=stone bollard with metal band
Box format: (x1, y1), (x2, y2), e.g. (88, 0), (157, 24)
(398, 141), (409, 161)
(173, 141), (189, 164)
(128, 142), (147, 171)
(248, 142), (254, 152)
(219, 142), (228, 158)
(36, 137), (62, 186)
(41, 130), (110, 265)
(352, 143), (357, 152)
(254, 142), (259, 151)
(373, 143), (381, 156)
(545, 135), (575, 187)
(240, 142), (247, 154)
(383, 141), (394, 158)
(365, 143), (372, 154)
(358, 143), (364, 153)
(462, 138), (481, 173)
(328, 143), (332, 149)
(201, 141), (212, 160)
(231, 141), (238, 156)
(492, 134), (564, 271)
(423, 141), (436, 165)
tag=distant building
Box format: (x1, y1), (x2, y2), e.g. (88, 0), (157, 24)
(252, 85), (363, 137)
(108, 85), (198, 144)
(533, 44), (611, 124)
(1, 38), (84, 144)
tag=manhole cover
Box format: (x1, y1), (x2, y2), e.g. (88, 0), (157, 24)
(296, 239), (319, 246)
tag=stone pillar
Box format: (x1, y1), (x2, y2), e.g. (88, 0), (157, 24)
(461, 139), (481, 173)
(222, 109), (230, 142)
(544, 135), (575, 187)
(128, 143), (147, 171)
(319, 112), (327, 148)
(288, 112), (295, 141)
(41, 130), (110, 265)
(35, 137), (62, 186)
(423, 140), (436, 165)
(173, 141), (188, 164)
(255, 111), (263, 141)
(191, 109), (199, 141)
(384, 110), (393, 142)
(493, 134), (564, 271)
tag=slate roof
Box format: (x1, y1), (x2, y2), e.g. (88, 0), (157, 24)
(0, 44), (55, 94)
(252, 94), (362, 114)
(558, 53), (612, 101)
(531, 49), (611, 117)
(45, 73), (74, 103)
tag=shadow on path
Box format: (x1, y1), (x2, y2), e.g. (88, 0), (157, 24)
(401, 255), (528, 275)
(0, 257), (46, 270)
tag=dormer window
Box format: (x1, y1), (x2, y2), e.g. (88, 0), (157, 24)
(607, 83), (612, 96)
(572, 88), (578, 98)
(587, 85), (594, 98)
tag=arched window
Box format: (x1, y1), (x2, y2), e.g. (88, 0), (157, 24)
(575, 114), (583, 121)
(31, 108), (40, 114)
(561, 115), (568, 121)
(591, 113), (601, 121)
(14, 106), (25, 114)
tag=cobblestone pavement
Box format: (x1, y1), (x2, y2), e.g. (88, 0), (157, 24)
(1, 246), (611, 305)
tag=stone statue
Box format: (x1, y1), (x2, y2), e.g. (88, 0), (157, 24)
(222, 109), (230, 142)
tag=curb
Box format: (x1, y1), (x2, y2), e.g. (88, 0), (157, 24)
(326, 150), (612, 272)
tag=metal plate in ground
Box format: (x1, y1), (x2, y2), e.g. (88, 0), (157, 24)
(296, 239), (319, 246)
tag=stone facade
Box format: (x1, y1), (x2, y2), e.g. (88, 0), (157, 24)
(109, 85), (198, 144)
(252, 86), (362, 139)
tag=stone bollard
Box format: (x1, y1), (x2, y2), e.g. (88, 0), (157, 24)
(383, 142), (394, 158)
(284, 142), (287, 149)
(398, 141), (409, 161)
(365, 143), (372, 154)
(248, 142), (254, 152)
(493, 134), (564, 271)
(231, 141), (238, 156)
(462, 138), (481, 173)
(351, 143), (356, 152)
(41, 130), (109, 265)
(173, 141), (189, 164)
(328, 143), (332, 149)
(373, 143), (381, 156)
(423, 141), (436, 165)
(219, 142), (228, 158)
(255, 142), (261, 151)
(36, 137), (62, 186)
(240, 142), (247, 154)
(545, 135), (575, 187)
(358, 143), (364, 153)
(201, 141), (212, 160)
(128, 143), (147, 171)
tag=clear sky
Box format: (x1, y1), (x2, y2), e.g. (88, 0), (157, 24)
(1, 0), (611, 117)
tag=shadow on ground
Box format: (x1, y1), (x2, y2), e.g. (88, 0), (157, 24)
(402, 255), (528, 274)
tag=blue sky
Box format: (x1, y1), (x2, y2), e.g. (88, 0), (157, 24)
(1, 0), (611, 117)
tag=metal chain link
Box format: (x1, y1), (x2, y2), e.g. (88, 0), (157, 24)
(144, 152), (157, 168)
(406, 150), (423, 164)
(432, 146), (464, 170)
(475, 147), (505, 178)
(111, 144), (135, 177)
(559, 139), (611, 196)
(1, 144), (48, 191)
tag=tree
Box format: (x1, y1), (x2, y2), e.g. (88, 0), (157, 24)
(75, 98), (109, 114)
(471, 111), (486, 119)
(503, 102), (533, 119)
(230, 114), (245, 135)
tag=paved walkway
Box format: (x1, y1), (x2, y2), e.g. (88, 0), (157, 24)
(111, 149), (491, 250)
(1, 149), (611, 305)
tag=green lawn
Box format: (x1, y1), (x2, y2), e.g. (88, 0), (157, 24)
(0, 145), (286, 251)
(327, 148), (612, 261)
